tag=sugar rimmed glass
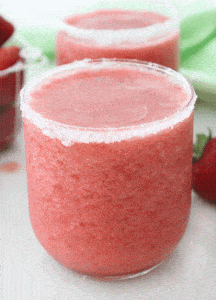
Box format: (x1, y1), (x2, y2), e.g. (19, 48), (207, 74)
(55, 0), (180, 70)
(21, 58), (197, 280)
(0, 47), (48, 151)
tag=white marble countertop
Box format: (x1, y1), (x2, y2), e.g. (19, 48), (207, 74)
(1, 93), (216, 300)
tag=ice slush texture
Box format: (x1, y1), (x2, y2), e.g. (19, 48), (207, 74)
(30, 67), (189, 128)
(22, 60), (195, 277)
(0, 62), (24, 150)
(0, 105), (15, 149)
(24, 115), (193, 276)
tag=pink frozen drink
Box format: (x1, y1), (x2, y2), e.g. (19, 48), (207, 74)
(56, 7), (179, 70)
(21, 59), (196, 279)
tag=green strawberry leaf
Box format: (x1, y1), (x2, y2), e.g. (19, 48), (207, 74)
(193, 127), (212, 163)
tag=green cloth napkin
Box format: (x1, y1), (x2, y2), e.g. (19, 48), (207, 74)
(180, 8), (216, 105)
(15, 21), (57, 61)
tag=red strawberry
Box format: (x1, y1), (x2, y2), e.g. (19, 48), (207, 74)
(0, 46), (21, 70)
(193, 129), (216, 203)
(0, 16), (14, 46)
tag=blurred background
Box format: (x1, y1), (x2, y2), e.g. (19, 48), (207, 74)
(0, 0), (184, 20)
(1, 0), (216, 25)
(0, 0), (215, 16)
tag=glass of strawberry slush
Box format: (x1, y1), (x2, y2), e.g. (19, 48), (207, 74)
(56, 1), (179, 70)
(0, 47), (48, 151)
(21, 59), (197, 280)
(0, 48), (24, 150)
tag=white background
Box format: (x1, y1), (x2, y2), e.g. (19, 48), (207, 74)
(1, 0), (216, 22)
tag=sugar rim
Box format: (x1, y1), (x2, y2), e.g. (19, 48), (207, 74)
(20, 58), (197, 146)
(58, 6), (179, 46)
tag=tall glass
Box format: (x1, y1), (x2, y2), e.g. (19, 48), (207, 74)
(55, 1), (179, 70)
(21, 59), (196, 280)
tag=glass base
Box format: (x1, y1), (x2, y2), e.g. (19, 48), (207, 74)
(81, 261), (164, 281)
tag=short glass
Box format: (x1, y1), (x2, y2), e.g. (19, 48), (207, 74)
(21, 58), (196, 280)
(0, 55), (24, 150)
(55, 0), (179, 70)
(0, 47), (48, 151)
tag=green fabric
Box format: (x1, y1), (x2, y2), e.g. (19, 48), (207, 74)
(180, 8), (216, 104)
(16, 25), (56, 61)
(180, 9), (216, 62)
(181, 36), (216, 86)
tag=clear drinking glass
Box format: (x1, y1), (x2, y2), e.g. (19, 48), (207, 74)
(0, 47), (48, 151)
(0, 57), (24, 150)
(21, 58), (196, 280)
(55, 0), (179, 70)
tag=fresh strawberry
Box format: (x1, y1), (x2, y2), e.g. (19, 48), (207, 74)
(0, 16), (14, 46)
(193, 129), (216, 203)
(0, 46), (21, 70)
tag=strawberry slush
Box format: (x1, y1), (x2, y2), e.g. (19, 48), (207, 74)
(0, 56), (24, 150)
(56, 9), (179, 70)
(0, 13), (21, 150)
(21, 59), (196, 278)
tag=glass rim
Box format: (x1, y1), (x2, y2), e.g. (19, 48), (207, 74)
(20, 58), (197, 146)
(0, 47), (48, 77)
(58, 4), (180, 46)
(0, 60), (24, 76)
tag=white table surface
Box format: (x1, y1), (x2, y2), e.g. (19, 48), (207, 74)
(1, 81), (216, 299)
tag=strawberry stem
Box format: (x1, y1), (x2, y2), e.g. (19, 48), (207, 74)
(193, 128), (212, 164)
